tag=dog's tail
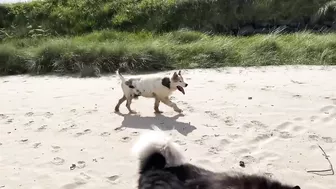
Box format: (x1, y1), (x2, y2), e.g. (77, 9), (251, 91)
(116, 69), (126, 84)
(132, 125), (186, 173)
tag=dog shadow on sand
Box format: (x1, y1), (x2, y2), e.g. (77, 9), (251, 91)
(115, 113), (197, 136)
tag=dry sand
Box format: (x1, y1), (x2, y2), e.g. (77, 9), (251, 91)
(0, 66), (336, 189)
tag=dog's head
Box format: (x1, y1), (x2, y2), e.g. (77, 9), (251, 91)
(171, 70), (188, 95)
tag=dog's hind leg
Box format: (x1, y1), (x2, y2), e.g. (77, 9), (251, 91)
(153, 94), (163, 114)
(161, 97), (182, 113)
(126, 97), (137, 114)
(115, 95), (126, 112)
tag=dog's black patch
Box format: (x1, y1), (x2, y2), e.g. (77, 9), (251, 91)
(161, 77), (171, 89)
(125, 78), (139, 89)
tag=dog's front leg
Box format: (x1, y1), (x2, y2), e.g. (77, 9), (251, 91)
(126, 97), (137, 114)
(115, 95), (126, 112)
(161, 97), (182, 113)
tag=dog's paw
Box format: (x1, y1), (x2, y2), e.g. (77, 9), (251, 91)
(154, 110), (163, 114)
(128, 110), (137, 114)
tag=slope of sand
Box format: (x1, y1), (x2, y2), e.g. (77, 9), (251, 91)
(0, 66), (336, 189)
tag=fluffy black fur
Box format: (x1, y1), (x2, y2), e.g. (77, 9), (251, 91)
(137, 151), (301, 189)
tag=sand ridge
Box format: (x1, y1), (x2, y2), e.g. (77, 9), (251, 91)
(0, 66), (335, 189)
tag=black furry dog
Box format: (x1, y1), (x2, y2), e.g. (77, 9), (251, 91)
(132, 128), (301, 189)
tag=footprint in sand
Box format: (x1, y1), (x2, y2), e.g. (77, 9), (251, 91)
(19, 139), (29, 144)
(194, 139), (205, 145)
(261, 85), (275, 91)
(278, 131), (293, 139)
(225, 84), (236, 90)
(322, 112), (336, 122)
(79, 172), (91, 180)
(100, 132), (111, 137)
(114, 127), (125, 132)
(174, 140), (187, 146)
(251, 133), (273, 144)
(321, 137), (333, 143)
(308, 134), (320, 141)
(59, 124), (77, 132)
(201, 135), (210, 140)
(177, 100), (193, 112)
(75, 129), (92, 137)
(275, 121), (306, 138)
(70, 109), (76, 113)
(36, 125), (47, 132)
(308, 134), (334, 143)
(25, 112), (34, 117)
(107, 175), (120, 184)
(61, 173), (90, 189)
(77, 161), (86, 169)
(33, 143), (41, 148)
(5, 118), (13, 124)
(24, 120), (34, 126)
(204, 110), (220, 119)
(0, 114), (8, 120)
(51, 157), (65, 165)
(86, 109), (98, 114)
(220, 138), (231, 146)
(242, 123), (254, 129)
(44, 112), (54, 118)
(208, 146), (222, 155)
(51, 146), (61, 153)
(120, 137), (131, 143)
(310, 115), (319, 122)
(292, 94), (301, 98)
(130, 132), (139, 136)
(250, 120), (268, 129)
(223, 116), (235, 126)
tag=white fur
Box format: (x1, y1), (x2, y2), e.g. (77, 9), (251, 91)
(132, 126), (186, 167)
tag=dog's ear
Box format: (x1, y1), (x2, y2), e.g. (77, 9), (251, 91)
(172, 72), (179, 80)
(178, 70), (181, 75)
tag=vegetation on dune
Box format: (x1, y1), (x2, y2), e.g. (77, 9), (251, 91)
(1, 31), (335, 76)
(0, 0), (335, 38)
(0, 0), (335, 76)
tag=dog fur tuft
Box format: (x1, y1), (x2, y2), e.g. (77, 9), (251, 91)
(132, 128), (186, 173)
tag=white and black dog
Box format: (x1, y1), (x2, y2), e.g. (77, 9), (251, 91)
(132, 128), (301, 189)
(115, 70), (188, 114)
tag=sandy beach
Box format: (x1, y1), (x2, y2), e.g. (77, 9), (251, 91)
(0, 66), (335, 189)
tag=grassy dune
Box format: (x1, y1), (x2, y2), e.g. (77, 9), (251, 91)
(1, 0), (335, 37)
(1, 30), (335, 75)
(1, 0), (335, 76)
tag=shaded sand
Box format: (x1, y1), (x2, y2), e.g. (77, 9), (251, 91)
(1, 66), (336, 189)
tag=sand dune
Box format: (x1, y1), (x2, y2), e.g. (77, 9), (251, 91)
(0, 66), (335, 189)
